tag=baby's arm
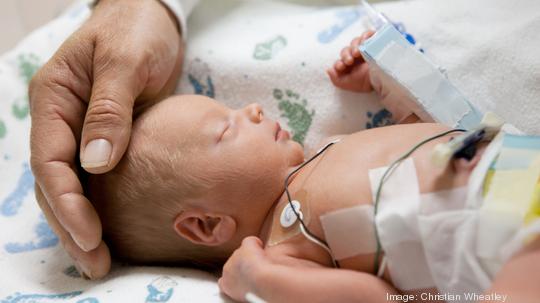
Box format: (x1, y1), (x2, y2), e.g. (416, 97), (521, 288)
(328, 31), (421, 124)
(219, 237), (400, 303)
(485, 238), (540, 302)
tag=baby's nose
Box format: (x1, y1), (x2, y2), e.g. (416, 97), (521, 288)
(244, 103), (264, 123)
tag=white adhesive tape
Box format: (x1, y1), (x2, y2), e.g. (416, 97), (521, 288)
(419, 187), (468, 215)
(368, 157), (436, 290)
(320, 205), (377, 260)
(362, 24), (482, 129)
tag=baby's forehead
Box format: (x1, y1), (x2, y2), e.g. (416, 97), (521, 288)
(136, 95), (226, 148)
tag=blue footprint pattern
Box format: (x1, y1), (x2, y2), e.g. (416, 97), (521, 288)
(366, 109), (393, 129)
(1, 163), (34, 217)
(1, 291), (98, 303)
(146, 276), (178, 303)
(1, 163), (59, 253)
(188, 74), (215, 98)
(317, 8), (364, 44)
(4, 214), (59, 253)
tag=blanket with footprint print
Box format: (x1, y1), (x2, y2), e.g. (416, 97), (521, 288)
(2, 0), (540, 302)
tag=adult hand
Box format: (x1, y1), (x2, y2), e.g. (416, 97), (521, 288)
(29, 0), (184, 279)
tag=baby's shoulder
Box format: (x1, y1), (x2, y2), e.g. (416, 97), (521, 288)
(263, 238), (330, 269)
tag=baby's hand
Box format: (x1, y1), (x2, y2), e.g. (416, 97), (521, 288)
(327, 30), (375, 92)
(219, 237), (268, 302)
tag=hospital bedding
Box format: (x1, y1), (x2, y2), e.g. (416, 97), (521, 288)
(1, 0), (539, 302)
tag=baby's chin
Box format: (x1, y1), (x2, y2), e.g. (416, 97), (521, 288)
(287, 140), (306, 166)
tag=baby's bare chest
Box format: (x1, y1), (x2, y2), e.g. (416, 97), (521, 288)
(266, 138), (384, 271)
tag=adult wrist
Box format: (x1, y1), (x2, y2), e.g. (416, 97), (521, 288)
(92, 0), (181, 36)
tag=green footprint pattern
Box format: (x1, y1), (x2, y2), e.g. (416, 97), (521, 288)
(13, 53), (41, 120)
(0, 54), (41, 141)
(18, 53), (41, 84)
(0, 120), (6, 139)
(12, 97), (30, 120)
(273, 88), (315, 145)
(253, 36), (287, 61)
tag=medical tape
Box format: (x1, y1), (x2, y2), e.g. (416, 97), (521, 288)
(267, 189), (311, 247)
(369, 63), (422, 123)
(419, 187), (468, 215)
(368, 157), (436, 290)
(378, 40), (472, 128)
(320, 204), (377, 260)
(501, 218), (540, 261)
(360, 24), (482, 129)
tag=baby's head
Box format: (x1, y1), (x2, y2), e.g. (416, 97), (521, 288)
(86, 95), (304, 268)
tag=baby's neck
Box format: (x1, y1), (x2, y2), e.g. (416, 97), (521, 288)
(257, 164), (304, 243)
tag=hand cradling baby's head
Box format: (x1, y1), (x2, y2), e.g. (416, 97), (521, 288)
(86, 95), (304, 267)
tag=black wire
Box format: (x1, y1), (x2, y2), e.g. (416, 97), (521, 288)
(283, 141), (338, 249)
(281, 128), (467, 274)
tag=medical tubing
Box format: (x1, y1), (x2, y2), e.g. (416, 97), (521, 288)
(284, 141), (339, 267)
(371, 128), (466, 275)
(299, 224), (339, 268)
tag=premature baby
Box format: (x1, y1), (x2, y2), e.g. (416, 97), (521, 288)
(86, 32), (540, 302)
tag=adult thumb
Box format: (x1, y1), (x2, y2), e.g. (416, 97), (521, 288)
(80, 68), (140, 174)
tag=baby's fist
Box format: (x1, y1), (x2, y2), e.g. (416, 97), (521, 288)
(327, 30), (375, 93)
(219, 237), (267, 302)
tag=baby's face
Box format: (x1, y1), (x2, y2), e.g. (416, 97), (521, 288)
(152, 95), (304, 230)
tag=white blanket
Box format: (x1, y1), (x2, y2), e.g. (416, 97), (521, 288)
(1, 0), (539, 301)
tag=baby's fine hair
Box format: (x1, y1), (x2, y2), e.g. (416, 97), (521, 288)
(85, 103), (225, 269)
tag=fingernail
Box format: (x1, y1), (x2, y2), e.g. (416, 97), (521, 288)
(73, 235), (92, 252)
(74, 262), (93, 280)
(81, 139), (112, 169)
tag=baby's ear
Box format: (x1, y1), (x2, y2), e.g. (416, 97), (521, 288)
(173, 209), (236, 247)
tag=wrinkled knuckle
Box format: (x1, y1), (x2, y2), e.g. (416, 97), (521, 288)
(30, 158), (45, 179)
(85, 99), (127, 130)
(28, 68), (50, 101)
(28, 70), (43, 92)
(99, 47), (143, 71)
(118, 51), (141, 69)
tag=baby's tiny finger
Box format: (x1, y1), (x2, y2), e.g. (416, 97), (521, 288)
(334, 60), (346, 72)
(340, 47), (354, 65)
(218, 278), (224, 290)
(363, 30), (376, 41)
(350, 37), (363, 57)
(327, 68), (339, 85)
(218, 277), (230, 296)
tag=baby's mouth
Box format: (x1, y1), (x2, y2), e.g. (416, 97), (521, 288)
(275, 122), (290, 141)
(275, 122), (281, 141)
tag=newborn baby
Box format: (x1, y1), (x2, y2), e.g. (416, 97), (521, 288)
(87, 92), (467, 273)
(86, 32), (540, 302)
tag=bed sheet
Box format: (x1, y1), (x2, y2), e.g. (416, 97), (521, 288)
(0, 1), (383, 302)
(2, 0), (540, 301)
